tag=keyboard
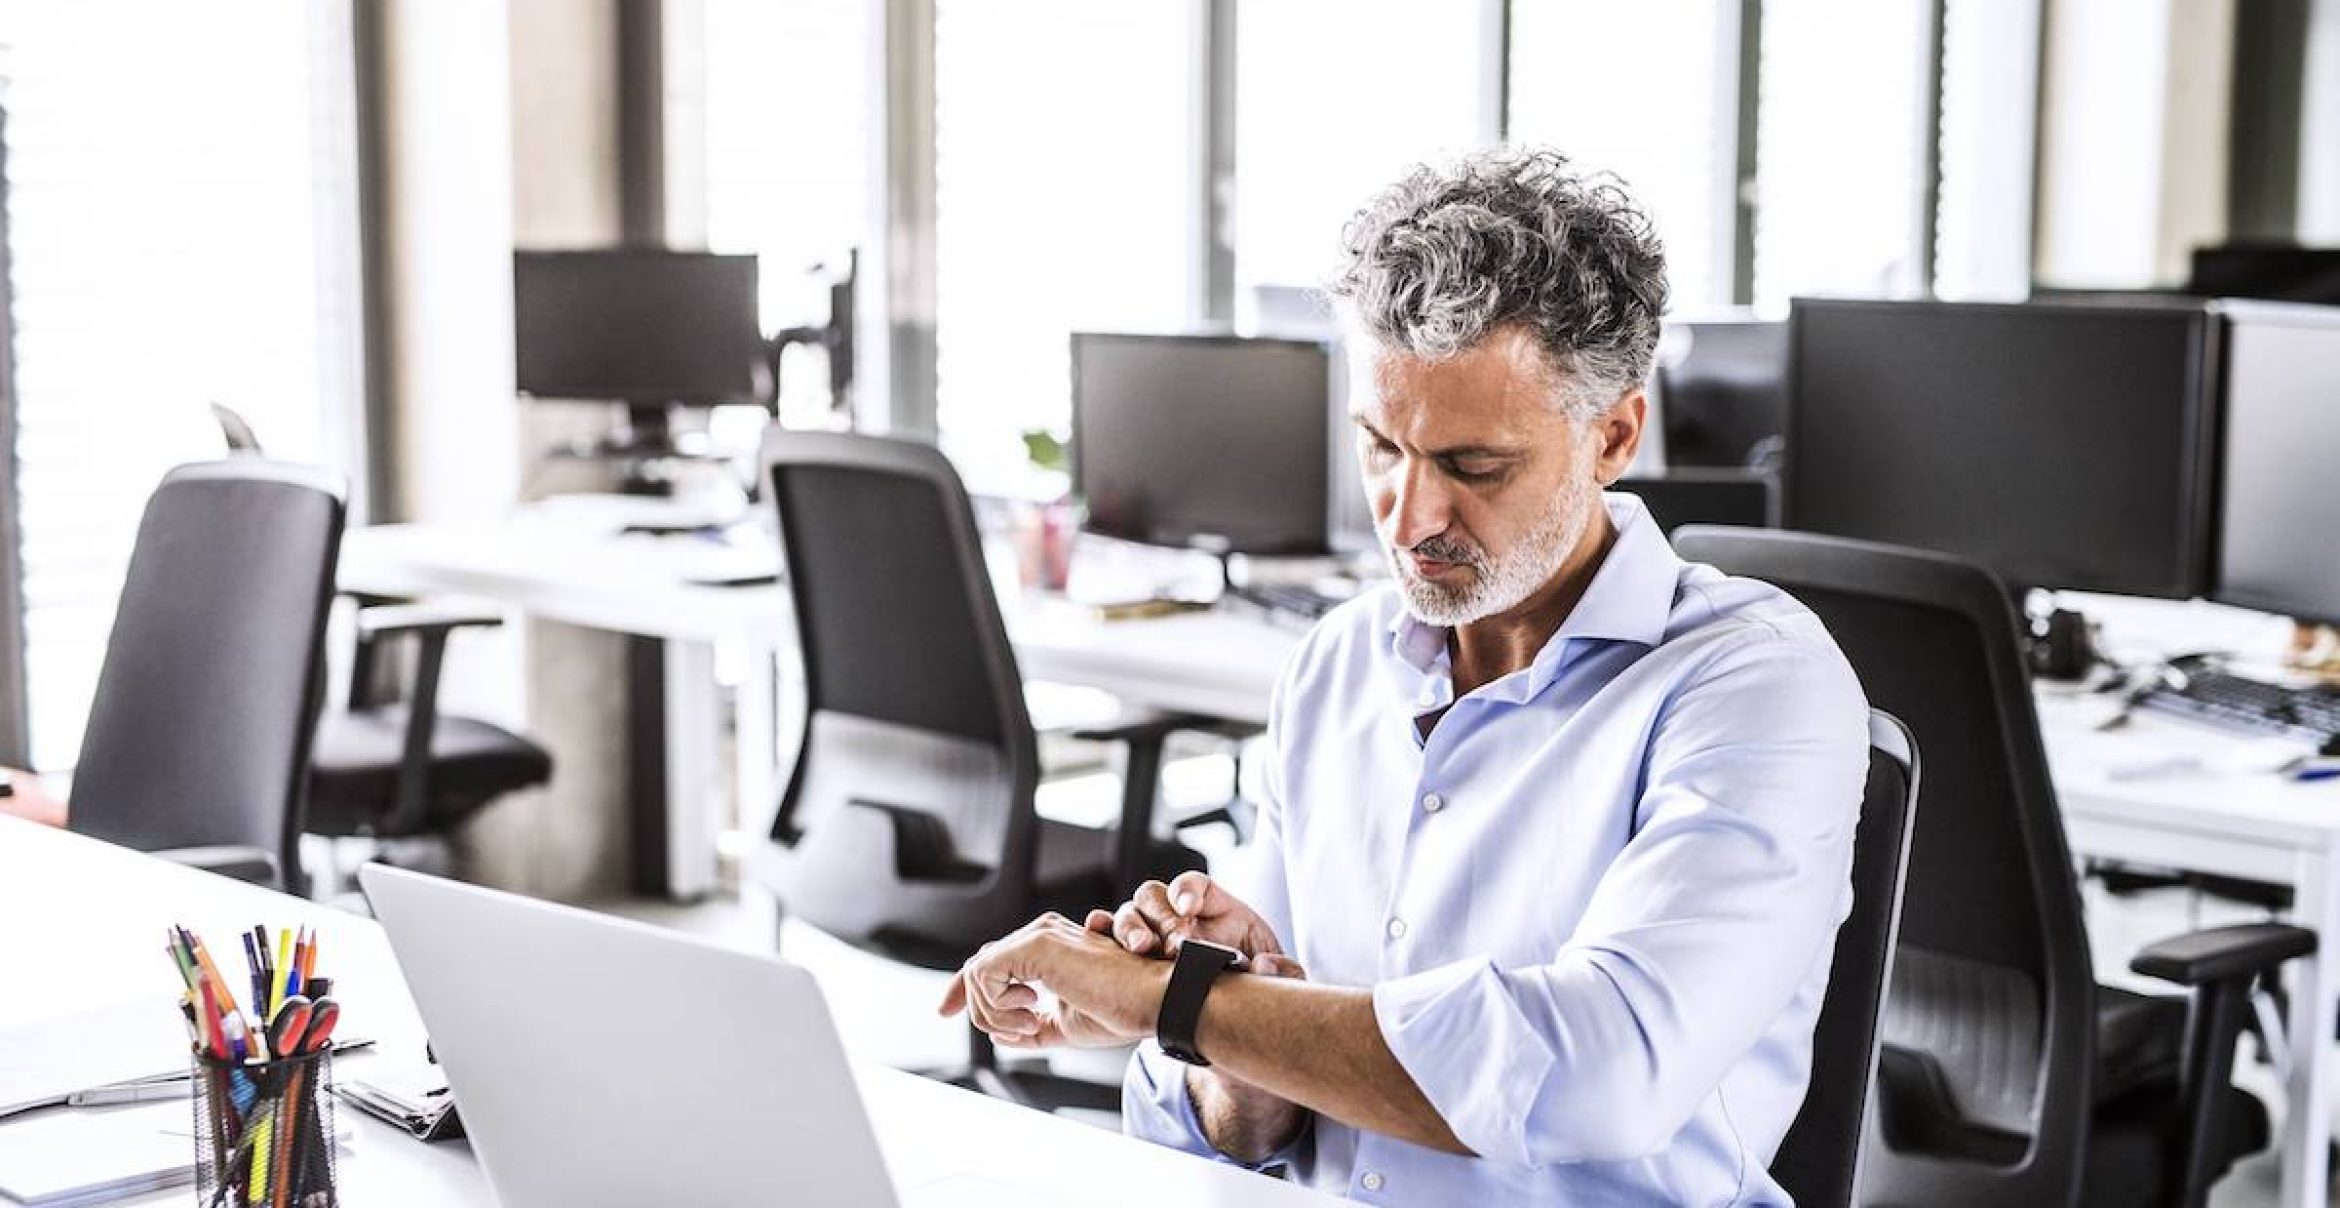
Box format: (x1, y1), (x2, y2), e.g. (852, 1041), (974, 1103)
(2134, 668), (2340, 751)
(1223, 582), (1351, 628)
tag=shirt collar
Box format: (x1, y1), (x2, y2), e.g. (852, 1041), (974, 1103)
(1385, 492), (1683, 692)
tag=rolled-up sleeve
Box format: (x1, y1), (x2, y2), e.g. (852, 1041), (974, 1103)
(1372, 634), (1868, 1167)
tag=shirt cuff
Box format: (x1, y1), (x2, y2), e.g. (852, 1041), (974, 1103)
(1373, 956), (1557, 1168)
(1122, 1041), (1306, 1172)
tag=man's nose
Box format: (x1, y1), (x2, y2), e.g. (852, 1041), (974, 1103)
(1382, 460), (1452, 549)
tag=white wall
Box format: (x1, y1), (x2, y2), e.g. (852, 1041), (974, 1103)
(373, 1), (524, 524)
(2302, 0), (2340, 241)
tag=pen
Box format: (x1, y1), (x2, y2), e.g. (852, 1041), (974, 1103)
(253, 925), (273, 1011)
(243, 932), (269, 1020)
(283, 936), (304, 1004)
(68, 1078), (193, 1107)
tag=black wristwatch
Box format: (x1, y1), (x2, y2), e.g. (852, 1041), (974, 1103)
(1157, 939), (1246, 1066)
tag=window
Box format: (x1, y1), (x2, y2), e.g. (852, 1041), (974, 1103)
(1507, 2), (1737, 312)
(0, 4), (366, 770)
(931, 1), (1198, 496)
(1751, 0), (1934, 309)
(1234, 0), (1494, 293)
(697, 0), (871, 429)
(1933, 0), (2040, 299)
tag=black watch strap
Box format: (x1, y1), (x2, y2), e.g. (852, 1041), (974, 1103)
(1157, 939), (1245, 1066)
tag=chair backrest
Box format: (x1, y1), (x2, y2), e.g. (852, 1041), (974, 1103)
(752, 430), (1043, 965)
(67, 460), (346, 890)
(1616, 468), (1776, 532)
(1675, 526), (2093, 1207)
(1771, 708), (1920, 1207)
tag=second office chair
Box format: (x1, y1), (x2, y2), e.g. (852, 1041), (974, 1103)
(749, 430), (1207, 1111)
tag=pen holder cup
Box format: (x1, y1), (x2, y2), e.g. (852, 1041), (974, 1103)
(191, 1048), (340, 1208)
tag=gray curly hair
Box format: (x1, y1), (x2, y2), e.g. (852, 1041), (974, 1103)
(1327, 147), (1669, 421)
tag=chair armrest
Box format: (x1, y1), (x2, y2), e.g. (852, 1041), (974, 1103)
(355, 601), (505, 639)
(2130, 922), (2316, 987)
(2132, 922), (2316, 1202)
(1067, 709), (1208, 745)
(149, 845), (280, 888)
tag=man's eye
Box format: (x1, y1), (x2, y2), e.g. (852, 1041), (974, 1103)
(1444, 459), (1502, 482)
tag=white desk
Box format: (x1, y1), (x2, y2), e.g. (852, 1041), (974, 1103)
(0, 817), (1333, 1206)
(340, 505), (789, 900)
(337, 512), (1287, 899)
(2038, 696), (2340, 1208)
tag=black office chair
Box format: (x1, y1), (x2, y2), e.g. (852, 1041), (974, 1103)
(1615, 468), (1776, 533)
(749, 430), (1207, 1111)
(66, 460), (346, 892)
(1769, 709), (1920, 1208)
(303, 594), (554, 873)
(1675, 527), (2315, 1208)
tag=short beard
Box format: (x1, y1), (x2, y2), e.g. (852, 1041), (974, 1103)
(1385, 478), (1596, 627)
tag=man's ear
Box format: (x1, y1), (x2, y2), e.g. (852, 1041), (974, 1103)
(1592, 390), (1647, 486)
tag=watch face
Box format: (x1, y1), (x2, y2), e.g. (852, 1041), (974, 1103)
(1179, 939), (1244, 970)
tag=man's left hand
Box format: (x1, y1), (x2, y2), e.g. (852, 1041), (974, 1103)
(937, 912), (1172, 1050)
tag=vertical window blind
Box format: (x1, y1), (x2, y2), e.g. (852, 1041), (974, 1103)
(0, 2), (365, 770)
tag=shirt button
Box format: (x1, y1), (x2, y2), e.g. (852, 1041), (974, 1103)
(1416, 686), (1436, 707)
(1361, 1172), (1385, 1192)
(1386, 917), (1408, 940)
(1421, 792), (1444, 813)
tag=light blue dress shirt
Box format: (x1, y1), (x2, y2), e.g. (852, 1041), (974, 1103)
(1123, 494), (1870, 1206)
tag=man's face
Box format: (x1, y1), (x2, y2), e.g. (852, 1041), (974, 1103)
(1348, 327), (1643, 626)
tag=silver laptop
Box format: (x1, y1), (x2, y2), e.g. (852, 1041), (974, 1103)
(362, 864), (910, 1207)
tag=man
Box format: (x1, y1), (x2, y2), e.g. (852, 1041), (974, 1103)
(939, 148), (1868, 1205)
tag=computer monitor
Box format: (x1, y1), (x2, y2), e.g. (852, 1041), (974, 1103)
(1784, 298), (2219, 598)
(2213, 301), (2340, 623)
(1654, 318), (1790, 469)
(1071, 332), (1333, 556)
(513, 250), (768, 406)
(2187, 244), (2340, 305)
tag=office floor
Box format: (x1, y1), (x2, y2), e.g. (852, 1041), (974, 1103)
(600, 753), (2334, 1206)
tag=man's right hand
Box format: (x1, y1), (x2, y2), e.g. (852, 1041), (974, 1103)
(1102, 871), (1286, 965)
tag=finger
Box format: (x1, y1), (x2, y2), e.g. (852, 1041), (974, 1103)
(962, 967), (1040, 1039)
(982, 1005), (1044, 1038)
(1253, 953), (1306, 980)
(1026, 1014), (1068, 1048)
(938, 972), (969, 1016)
(964, 975), (1015, 1038)
(1084, 909), (1115, 934)
(1132, 880), (1183, 943)
(1113, 902), (1159, 955)
(1166, 870), (1217, 917)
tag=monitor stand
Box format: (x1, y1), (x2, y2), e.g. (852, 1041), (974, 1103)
(541, 402), (731, 495)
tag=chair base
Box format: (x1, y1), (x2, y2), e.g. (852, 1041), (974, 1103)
(915, 1061), (1124, 1115)
(913, 1023), (1123, 1115)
